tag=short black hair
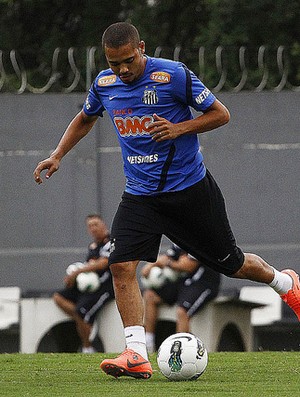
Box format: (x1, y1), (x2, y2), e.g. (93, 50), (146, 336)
(86, 214), (102, 221)
(102, 22), (140, 49)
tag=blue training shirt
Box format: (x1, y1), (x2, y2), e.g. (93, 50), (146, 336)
(83, 56), (216, 195)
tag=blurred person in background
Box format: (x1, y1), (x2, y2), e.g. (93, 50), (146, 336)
(141, 244), (220, 353)
(53, 214), (114, 353)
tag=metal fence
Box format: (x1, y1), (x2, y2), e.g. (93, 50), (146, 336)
(0, 45), (300, 94)
(0, 45), (299, 94)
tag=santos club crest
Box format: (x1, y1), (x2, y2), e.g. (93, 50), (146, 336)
(142, 87), (158, 105)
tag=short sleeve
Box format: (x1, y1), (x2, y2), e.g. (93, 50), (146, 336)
(83, 81), (105, 117)
(172, 63), (216, 112)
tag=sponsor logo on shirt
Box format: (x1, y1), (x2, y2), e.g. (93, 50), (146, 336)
(150, 71), (171, 83)
(114, 115), (153, 136)
(113, 109), (133, 116)
(127, 154), (159, 164)
(97, 75), (117, 86)
(195, 87), (211, 104)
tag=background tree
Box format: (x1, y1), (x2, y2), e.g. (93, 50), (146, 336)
(0, 0), (299, 90)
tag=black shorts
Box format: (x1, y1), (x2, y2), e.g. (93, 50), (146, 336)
(109, 170), (244, 276)
(151, 276), (219, 317)
(57, 280), (114, 324)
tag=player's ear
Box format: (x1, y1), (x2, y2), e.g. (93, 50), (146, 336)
(139, 41), (145, 54)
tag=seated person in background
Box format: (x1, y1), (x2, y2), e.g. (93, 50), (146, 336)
(141, 244), (221, 353)
(53, 214), (114, 353)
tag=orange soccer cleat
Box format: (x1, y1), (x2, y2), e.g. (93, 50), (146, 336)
(280, 269), (300, 321)
(100, 349), (153, 379)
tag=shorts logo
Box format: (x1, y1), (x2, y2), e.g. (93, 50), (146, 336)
(97, 75), (117, 86)
(150, 71), (171, 83)
(218, 253), (231, 263)
(109, 239), (116, 254)
(142, 88), (158, 105)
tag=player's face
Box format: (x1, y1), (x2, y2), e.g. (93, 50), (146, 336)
(86, 218), (107, 241)
(105, 41), (146, 84)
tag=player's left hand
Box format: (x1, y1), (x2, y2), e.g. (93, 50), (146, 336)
(149, 113), (182, 141)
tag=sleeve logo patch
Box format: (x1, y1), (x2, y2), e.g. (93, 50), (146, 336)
(98, 75), (117, 86)
(195, 88), (211, 104)
(150, 71), (171, 83)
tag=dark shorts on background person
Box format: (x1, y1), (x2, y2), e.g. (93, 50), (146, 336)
(58, 283), (114, 324)
(109, 170), (244, 276)
(152, 274), (219, 317)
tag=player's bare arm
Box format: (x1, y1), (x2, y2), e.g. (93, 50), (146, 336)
(64, 257), (109, 287)
(84, 257), (109, 272)
(169, 254), (199, 273)
(141, 254), (170, 278)
(149, 99), (230, 142)
(33, 110), (98, 184)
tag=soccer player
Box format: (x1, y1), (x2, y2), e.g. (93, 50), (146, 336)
(33, 22), (300, 379)
(53, 214), (114, 353)
(141, 244), (220, 353)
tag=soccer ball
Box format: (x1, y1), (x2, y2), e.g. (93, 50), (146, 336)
(141, 266), (180, 289)
(76, 272), (100, 293)
(66, 262), (100, 292)
(66, 262), (85, 275)
(157, 332), (208, 381)
(141, 266), (166, 289)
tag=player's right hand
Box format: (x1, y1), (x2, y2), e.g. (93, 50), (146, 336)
(64, 272), (77, 288)
(33, 157), (60, 184)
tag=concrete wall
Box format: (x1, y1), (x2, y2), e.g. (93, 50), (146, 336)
(0, 91), (299, 294)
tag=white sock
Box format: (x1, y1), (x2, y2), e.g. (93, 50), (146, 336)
(269, 267), (293, 295)
(124, 326), (148, 360)
(145, 332), (155, 353)
(82, 346), (96, 353)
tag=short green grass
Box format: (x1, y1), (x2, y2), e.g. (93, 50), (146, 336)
(0, 352), (299, 397)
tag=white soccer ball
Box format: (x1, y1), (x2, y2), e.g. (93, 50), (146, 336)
(66, 262), (85, 275)
(76, 272), (100, 293)
(157, 332), (208, 381)
(141, 266), (167, 289)
(163, 266), (180, 283)
(141, 266), (180, 289)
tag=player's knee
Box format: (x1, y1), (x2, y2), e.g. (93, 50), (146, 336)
(231, 253), (265, 279)
(110, 261), (139, 286)
(143, 289), (161, 305)
(53, 293), (71, 313)
(53, 292), (62, 306)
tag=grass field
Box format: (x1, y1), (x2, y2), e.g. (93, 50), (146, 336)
(0, 352), (299, 397)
